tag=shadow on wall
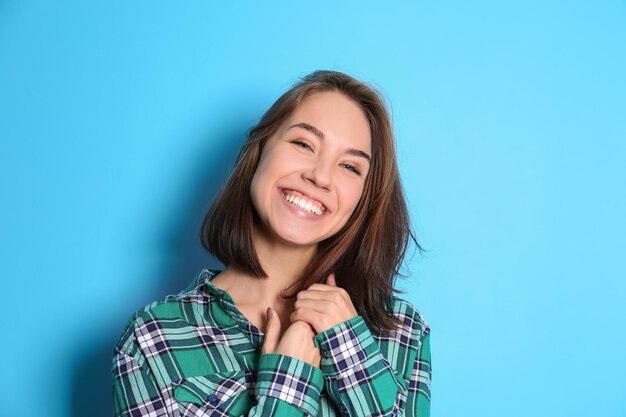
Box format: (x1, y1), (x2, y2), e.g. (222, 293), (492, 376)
(70, 102), (258, 417)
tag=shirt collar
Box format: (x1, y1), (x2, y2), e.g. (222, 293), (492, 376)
(196, 267), (263, 343)
(197, 268), (230, 300)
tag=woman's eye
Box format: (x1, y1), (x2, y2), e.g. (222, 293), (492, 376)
(291, 139), (313, 151)
(341, 163), (362, 176)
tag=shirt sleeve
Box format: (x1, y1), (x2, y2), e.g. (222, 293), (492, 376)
(314, 315), (432, 417)
(112, 329), (325, 417)
(407, 331), (431, 416)
(251, 353), (325, 417)
(113, 343), (178, 417)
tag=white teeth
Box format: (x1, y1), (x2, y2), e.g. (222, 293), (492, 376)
(282, 192), (324, 216)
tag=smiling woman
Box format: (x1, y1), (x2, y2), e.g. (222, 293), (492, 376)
(250, 91), (371, 249)
(112, 71), (432, 417)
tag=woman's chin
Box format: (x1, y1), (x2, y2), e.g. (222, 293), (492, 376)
(270, 227), (325, 249)
(276, 235), (320, 249)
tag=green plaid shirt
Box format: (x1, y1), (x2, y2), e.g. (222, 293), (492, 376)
(112, 268), (431, 416)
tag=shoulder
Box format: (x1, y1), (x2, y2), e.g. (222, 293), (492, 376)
(113, 269), (216, 354)
(369, 297), (430, 375)
(389, 296), (431, 340)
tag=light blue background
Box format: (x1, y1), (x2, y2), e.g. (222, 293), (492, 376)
(1, 1), (625, 416)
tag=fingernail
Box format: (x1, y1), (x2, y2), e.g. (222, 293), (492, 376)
(266, 307), (272, 319)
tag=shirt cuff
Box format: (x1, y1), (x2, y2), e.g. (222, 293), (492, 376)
(313, 315), (379, 377)
(256, 353), (324, 417)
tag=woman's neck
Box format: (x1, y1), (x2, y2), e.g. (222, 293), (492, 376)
(256, 227), (317, 287)
(212, 226), (317, 325)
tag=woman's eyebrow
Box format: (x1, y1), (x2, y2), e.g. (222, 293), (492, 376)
(288, 122), (326, 139)
(347, 148), (371, 163)
(287, 122), (371, 163)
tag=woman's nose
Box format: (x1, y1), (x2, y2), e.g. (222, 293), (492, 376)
(303, 160), (332, 191)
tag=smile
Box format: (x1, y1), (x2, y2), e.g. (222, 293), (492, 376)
(280, 189), (327, 216)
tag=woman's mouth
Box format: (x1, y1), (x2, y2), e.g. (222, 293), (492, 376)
(280, 189), (327, 216)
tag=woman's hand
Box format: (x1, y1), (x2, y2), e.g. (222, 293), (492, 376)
(262, 307), (321, 368)
(290, 274), (358, 334)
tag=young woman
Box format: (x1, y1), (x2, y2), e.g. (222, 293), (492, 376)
(112, 71), (431, 417)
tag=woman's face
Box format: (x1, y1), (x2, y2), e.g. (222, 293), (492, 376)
(250, 91), (372, 248)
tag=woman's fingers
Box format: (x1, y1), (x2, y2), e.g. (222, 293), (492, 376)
(290, 307), (331, 334)
(294, 298), (334, 313)
(326, 273), (337, 286)
(261, 307), (281, 354)
(304, 284), (350, 301)
(297, 290), (337, 301)
(277, 321), (321, 368)
(293, 277), (358, 333)
(298, 288), (350, 308)
(306, 283), (338, 292)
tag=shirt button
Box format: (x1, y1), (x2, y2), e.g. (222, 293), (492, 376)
(208, 393), (219, 405)
(322, 351), (329, 358)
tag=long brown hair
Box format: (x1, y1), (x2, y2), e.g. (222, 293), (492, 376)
(200, 70), (422, 336)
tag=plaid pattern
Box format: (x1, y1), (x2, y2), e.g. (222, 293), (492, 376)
(256, 353), (324, 415)
(113, 268), (431, 416)
(315, 314), (431, 416)
(173, 371), (250, 416)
